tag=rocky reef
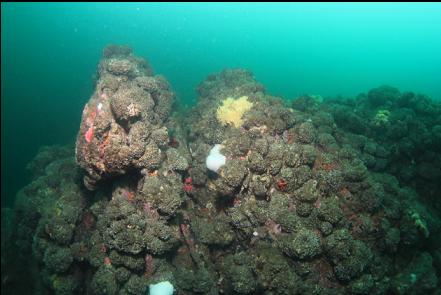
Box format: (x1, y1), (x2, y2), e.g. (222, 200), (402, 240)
(2, 46), (440, 295)
(75, 45), (175, 190)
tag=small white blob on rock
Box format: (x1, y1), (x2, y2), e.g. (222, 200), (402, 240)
(206, 144), (226, 173)
(149, 281), (174, 295)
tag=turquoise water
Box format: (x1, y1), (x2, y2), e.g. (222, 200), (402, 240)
(2, 2), (441, 207)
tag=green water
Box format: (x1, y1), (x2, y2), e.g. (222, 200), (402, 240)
(2, 3), (441, 207)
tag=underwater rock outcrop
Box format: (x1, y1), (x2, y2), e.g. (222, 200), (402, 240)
(75, 45), (175, 190)
(320, 85), (441, 208)
(2, 46), (440, 295)
(178, 69), (440, 294)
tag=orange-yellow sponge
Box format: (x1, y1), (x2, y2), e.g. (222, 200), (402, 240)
(216, 96), (253, 128)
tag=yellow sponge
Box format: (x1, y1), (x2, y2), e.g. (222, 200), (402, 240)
(216, 96), (253, 128)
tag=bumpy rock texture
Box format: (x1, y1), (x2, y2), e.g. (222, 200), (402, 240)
(2, 47), (440, 295)
(75, 44), (174, 190)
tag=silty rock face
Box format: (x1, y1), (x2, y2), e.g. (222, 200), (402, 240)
(4, 47), (440, 295)
(75, 45), (174, 190)
(183, 69), (441, 293)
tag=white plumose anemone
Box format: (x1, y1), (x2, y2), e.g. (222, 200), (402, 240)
(149, 281), (174, 295)
(206, 144), (226, 173)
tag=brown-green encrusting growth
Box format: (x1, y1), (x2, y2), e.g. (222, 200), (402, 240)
(75, 44), (175, 190)
(2, 46), (440, 295)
